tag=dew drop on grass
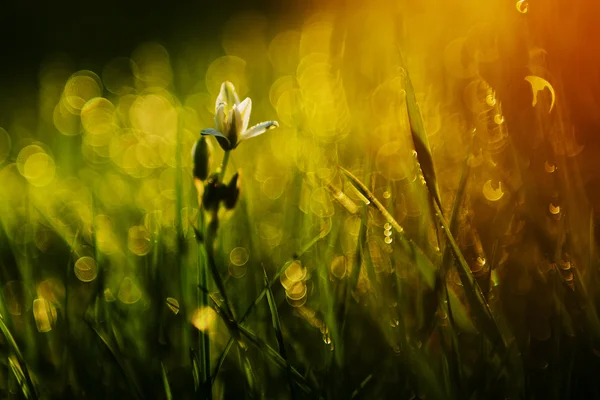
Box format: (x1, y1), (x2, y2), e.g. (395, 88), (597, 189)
(384, 237), (393, 245)
(493, 114), (504, 125)
(74, 256), (98, 283)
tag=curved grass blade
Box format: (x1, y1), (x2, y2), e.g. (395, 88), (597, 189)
(338, 165), (436, 287)
(0, 316), (37, 399)
(161, 362), (173, 400)
(398, 47), (441, 210)
(262, 265), (296, 399)
(207, 232), (326, 381)
(83, 319), (145, 400)
(190, 348), (201, 392)
(351, 373), (373, 399)
(206, 296), (316, 396)
(8, 355), (35, 399)
(432, 200), (507, 353)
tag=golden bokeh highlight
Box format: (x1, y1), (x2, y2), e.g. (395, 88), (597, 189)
(17, 145), (56, 187)
(118, 277), (142, 304)
(63, 71), (103, 113)
(74, 256), (98, 283)
(33, 298), (57, 333)
(192, 307), (217, 332)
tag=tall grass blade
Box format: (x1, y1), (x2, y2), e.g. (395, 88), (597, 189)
(338, 166), (437, 287)
(398, 48), (442, 210)
(432, 200), (507, 353)
(262, 265), (296, 399)
(0, 316), (37, 399)
(207, 295), (316, 396)
(83, 319), (145, 400)
(161, 362), (173, 400)
(207, 232), (326, 380)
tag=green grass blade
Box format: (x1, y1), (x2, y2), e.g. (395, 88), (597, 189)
(0, 316), (37, 399)
(262, 265), (296, 399)
(161, 362), (173, 400)
(206, 232), (326, 380)
(350, 373), (373, 399)
(83, 319), (145, 400)
(338, 166), (437, 287)
(206, 295), (316, 396)
(8, 355), (35, 399)
(432, 200), (507, 353)
(398, 47), (442, 210)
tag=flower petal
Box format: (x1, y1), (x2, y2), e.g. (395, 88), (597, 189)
(201, 128), (232, 151)
(230, 104), (244, 146)
(215, 81), (240, 111)
(214, 103), (227, 134)
(237, 97), (252, 133)
(240, 120), (279, 141)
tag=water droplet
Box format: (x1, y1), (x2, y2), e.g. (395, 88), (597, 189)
(494, 114), (504, 124)
(549, 203), (560, 215)
(384, 230), (393, 237)
(384, 223), (392, 230)
(516, 0), (529, 13)
(384, 237), (393, 245)
(544, 161), (556, 173)
(383, 190), (391, 199)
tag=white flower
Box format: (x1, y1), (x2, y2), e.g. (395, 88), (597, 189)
(201, 81), (279, 151)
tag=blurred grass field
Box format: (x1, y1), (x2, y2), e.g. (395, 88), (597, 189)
(1, 0), (600, 398)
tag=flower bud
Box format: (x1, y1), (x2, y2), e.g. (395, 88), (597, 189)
(192, 137), (211, 181)
(224, 171), (241, 210)
(202, 173), (225, 211)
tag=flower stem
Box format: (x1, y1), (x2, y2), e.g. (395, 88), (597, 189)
(218, 151), (230, 182)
